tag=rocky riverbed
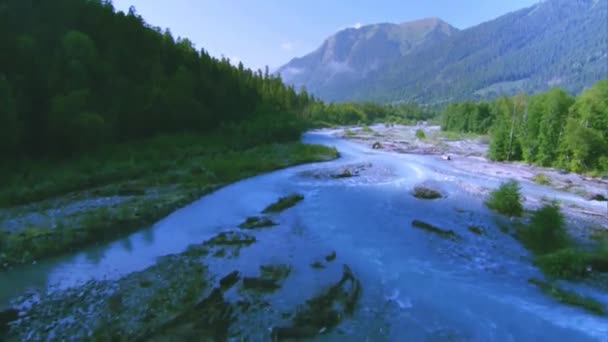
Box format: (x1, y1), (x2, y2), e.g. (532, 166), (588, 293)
(1, 130), (607, 341)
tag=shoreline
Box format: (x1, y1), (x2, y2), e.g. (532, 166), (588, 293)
(337, 124), (607, 237)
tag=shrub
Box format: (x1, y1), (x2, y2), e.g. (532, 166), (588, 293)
(415, 129), (426, 139)
(518, 203), (568, 254)
(485, 180), (523, 216)
(589, 239), (608, 272)
(361, 125), (373, 133)
(535, 248), (589, 279)
(532, 173), (551, 185)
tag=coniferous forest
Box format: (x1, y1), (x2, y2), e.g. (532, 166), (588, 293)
(0, 0), (313, 159)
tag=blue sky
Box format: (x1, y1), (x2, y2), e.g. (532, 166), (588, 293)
(112, 0), (540, 71)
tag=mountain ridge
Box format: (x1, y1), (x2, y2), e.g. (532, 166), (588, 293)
(279, 0), (607, 103)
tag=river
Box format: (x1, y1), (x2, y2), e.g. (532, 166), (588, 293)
(1, 130), (607, 341)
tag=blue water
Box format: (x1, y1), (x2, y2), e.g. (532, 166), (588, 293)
(1, 131), (607, 341)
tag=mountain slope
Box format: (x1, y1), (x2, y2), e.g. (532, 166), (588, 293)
(277, 18), (458, 100)
(279, 0), (608, 103)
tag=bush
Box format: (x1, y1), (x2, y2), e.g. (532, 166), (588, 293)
(518, 203), (568, 254)
(415, 129), (426, 139)
(532, 173), (552, 185)
(535, 248), (589, 279)
(485, 180), (523, 216)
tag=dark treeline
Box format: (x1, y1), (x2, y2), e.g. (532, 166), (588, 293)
(0, 0), (314, 159)
(303, 102), (437, 127)
(441, 79), (608, 173)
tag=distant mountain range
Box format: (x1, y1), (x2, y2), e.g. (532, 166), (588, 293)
(277, 0), (608, 103)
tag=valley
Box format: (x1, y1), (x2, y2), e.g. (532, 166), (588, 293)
(2, 130), (607, 341)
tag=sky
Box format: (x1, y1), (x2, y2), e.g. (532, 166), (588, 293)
(112, 0), (540, 71)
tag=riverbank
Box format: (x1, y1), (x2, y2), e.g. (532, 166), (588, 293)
(4, 193), (361, 341)
(340, 124), (607, 238)
(3, 130), (608, 340)
(0, 134), (338, 270)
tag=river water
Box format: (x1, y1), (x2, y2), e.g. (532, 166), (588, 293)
(1, 131), (607, 341)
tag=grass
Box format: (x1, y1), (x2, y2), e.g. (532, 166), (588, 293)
(415, 129), (426, 139)
(528, 278), (605, 315)
(532, 173), (552, 186)
(0, 134), (338, 269)
(361, 125), (374, 133)
(485, 180), (523, 216)
(262, 194), (304, 213)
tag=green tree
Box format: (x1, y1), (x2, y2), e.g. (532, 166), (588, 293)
(0, 76), (20, 155)
(535, 88), (574, 166)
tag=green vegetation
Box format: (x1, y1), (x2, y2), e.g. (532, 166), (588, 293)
(361, 125), (374, 133)
(532, 173), (552, 186)
(411, 220), (458, 240)
(514, 203), (608, 280)
(262, 194), (304, 213)
(0, 0), (321, 160)
(238, 216), (277, 229)
(534, 249), (590, 280)
(528, 278), (605, 316)
(304, 102), (436, 127)
(0, 138), (336, 269)
(0, 0), (341, 268)
(415, 129), (426, 139)
(485, 180), (524, 216)
(412, 187), (442, 200)
(517, 203), (568, 254)
(441, 80), (608, 174)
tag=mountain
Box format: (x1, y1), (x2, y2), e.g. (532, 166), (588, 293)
(277, 18), (458, 100)
(278, 0), (608, 103)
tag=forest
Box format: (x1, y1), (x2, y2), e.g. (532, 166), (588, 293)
(0, 0), (314, 161)
(440, 79), (608, 174)
(302, 101), (437, 127)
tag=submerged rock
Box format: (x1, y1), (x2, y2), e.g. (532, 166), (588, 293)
(412, 186), (443, 200)
(219, 271), (240, 289)
(411, 220), (459, 240)
(238, 216), (277, 229)
(299, 163), (372, 180)
(242, 277), (280, 292)
(325, 251), (337, 262)
(272, 265), (361, 340)
(259, 264), (291, 281)
(145, 288), (234, 341)
(588, 193), (607, 202)
(242, 264), (291, 293)
(372, 142), (383, 149)
(311, 261), (325, 269)
(262, 194), (304, 213)
(203, 231), (256, 247)
(468, 225), (485, 235)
